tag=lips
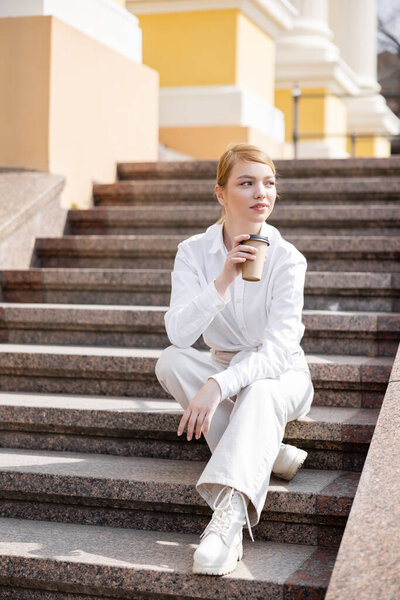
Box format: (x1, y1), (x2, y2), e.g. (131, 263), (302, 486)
(251, 203), (267, 208)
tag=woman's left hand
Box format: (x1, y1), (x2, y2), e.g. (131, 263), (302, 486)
(177, 378), (222, 440)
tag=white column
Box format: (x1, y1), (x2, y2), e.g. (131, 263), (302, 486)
(277, 0), (343, 74)
(328, 0), (379, 92)
(276, 0), (351, 158)
(328, 0), (399, 144)
(290, 0), (333, 39)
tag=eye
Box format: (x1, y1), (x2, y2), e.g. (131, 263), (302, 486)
(240, 181), (275, 186)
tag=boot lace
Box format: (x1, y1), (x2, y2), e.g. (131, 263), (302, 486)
(200, 485), (254, 543)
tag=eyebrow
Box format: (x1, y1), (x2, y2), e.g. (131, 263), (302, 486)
(236, 174), (275, 180)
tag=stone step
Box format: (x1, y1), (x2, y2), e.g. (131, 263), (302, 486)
(66, 205), (400, 237)
(0, 516), (337, 599)
(93, 177), (400, 206)
(0, 344), (392, 408)
(0, 303), (398, 356)
(1, 268), (399, 312)
(0, 393), (379, 469)
(0, 447), (359, 546)
(32, 234), (400, 272)
(117, 156), (400, 180)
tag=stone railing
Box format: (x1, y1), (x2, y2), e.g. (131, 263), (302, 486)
(0, 169), (66, 269)
(325, 342), (400, 599)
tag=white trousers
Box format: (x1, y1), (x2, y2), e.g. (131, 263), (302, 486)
(155, 345), (314, 529)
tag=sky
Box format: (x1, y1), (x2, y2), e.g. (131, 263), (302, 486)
(377, 0), (400, 54)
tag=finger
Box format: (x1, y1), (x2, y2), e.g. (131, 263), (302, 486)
(195, 411), (206, 439)
(238, 244), (257, 254)
(177, 408), (190, 436)
(237, 250), (256, 259)
(232, 235), (250, 250)
(187, 411), (198, 441)
(203, 411), (214, 436)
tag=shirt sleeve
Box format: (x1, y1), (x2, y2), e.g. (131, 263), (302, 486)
(208, 253), (307, 402)
(164, 242), (231, 348)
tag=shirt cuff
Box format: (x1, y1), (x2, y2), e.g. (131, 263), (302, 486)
(208, 372), (231, 403)
(208, 376), (223, 401)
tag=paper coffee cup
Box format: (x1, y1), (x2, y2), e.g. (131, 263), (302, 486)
(241, 234), (270, 281)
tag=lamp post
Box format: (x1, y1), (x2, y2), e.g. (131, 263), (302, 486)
(350, 132), (357, 157)
(292, 83), (301, 159)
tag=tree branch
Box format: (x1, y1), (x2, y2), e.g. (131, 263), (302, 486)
(378, 17), (400, 55)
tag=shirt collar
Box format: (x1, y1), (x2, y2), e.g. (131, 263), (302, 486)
(208, 221), (271, 254)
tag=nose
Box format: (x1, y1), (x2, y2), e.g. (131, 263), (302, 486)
(254, 183), (267, 198)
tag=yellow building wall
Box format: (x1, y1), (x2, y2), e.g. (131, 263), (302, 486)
(236, 12), (274, 105)
(347, 135), (391, 157)
(138, 9), (237, 87)
(0, 15), (159, 208)
(275, 87), (391, 156)
(138, 8), (274, 104)
(275, 87), (347, 152)
(274, 89), (295, 143)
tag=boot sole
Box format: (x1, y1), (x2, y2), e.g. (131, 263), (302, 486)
(273, 448), (308, 481)
(192, 544), (243, 576)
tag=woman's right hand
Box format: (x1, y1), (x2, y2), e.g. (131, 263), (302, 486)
(220, 233), (258, 286)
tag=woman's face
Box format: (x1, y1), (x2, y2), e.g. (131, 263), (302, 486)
(215, 159), (277, 226)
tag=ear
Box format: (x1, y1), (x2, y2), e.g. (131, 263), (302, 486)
(214, 185), (225, 207)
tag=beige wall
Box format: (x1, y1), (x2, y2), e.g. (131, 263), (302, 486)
(0, 15), (159, 208)
(0, 17), (51, 172)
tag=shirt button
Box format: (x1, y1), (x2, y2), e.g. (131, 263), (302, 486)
(236, 299), (241, 304)
(241, 327), (246, 332)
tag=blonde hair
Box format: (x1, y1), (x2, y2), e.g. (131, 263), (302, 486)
(214, 142), (277, 224)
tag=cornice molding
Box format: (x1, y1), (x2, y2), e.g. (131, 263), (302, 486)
(126, 0), (297, 38)
(275, 58), (361, 96)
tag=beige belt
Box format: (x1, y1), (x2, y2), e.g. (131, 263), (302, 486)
(210, 348), (240, 368)
(211, 346), (310, 374)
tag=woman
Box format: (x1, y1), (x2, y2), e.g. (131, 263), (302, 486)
(155, 142), (314, 576)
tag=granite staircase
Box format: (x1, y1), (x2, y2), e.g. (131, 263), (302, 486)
(0, 157), (399, 598)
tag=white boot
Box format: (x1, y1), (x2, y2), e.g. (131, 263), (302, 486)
(193, 486), (254, 576)
(272, 443), (308, 481)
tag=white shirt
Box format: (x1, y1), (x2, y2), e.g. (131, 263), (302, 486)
(164, 219), (310, 403)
